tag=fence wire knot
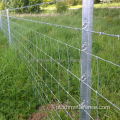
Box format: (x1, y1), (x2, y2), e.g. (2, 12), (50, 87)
(118, 35), (119, 40)
(82, 44), (87, 51)
(82, 22), (87, 29)
(81, 75), (86, 81)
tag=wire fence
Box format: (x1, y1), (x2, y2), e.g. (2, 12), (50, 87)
(0, 1), (120, 120)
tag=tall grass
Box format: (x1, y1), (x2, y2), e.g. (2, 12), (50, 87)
(0, 30), (41, 119)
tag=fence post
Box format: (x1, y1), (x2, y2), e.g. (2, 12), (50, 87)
(7, 9), (11, 44)
(0, 11), (2, 30)
(81, 0), (94, 120)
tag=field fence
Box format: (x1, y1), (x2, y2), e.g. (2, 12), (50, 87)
(0, 0), (120, 120)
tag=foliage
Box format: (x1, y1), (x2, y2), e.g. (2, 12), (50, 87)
(0, 0), (42, 13)
(0, 30), (40, 119)
(0, 113), (6, 120)
(67, 0), (82, 6)
(0, 1), (9, 10)
(66, 0), (100, 5)
(56, 1), (68, 13)
(28, 0), (41, 13)
(41, 0), (53, 8)
(71, 0), (81, 6)
(94, 0), (100, 4)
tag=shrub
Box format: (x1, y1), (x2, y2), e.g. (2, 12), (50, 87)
(71, 0), (81, 6)
(56, 1), (68, 13)
(94, 0), (100, 4)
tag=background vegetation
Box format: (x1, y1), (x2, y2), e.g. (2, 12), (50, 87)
(1, 0), (120, 11)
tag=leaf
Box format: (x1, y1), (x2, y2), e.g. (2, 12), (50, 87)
(0, 113), (6, 120)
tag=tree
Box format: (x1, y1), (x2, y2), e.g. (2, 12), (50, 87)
(28, 0), (42, 13)
(41, 0), (52, 8)
(0, 0), (9, 10)
(0, 0), (42, 13)
(56, 1), (68, 13)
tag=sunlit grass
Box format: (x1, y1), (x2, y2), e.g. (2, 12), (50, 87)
(40, 3), (120, 10)
(94, 2), (120, 8)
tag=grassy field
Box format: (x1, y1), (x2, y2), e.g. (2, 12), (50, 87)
(0, 8), (120, 120)
(41, 3), (120, 10)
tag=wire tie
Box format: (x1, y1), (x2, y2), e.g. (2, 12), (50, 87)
(99, 32), (102, 36)
(118, 35), (119, 40)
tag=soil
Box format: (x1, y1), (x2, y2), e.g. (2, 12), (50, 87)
(28, 113), (47, 120)
(27, 103), (61, 120)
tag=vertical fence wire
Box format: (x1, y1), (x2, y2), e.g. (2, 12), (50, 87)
(97, 56), (99, 120)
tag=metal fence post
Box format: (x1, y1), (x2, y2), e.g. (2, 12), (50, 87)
(81, 0), (94, 120)
(0, 11), (2, 30)
(7, 9), (11, 44)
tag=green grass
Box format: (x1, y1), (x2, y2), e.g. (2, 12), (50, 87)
(0, 31), (40, 119)
(0, 8), (120, 120)
(94, 2), (120, 8)
(41, 3), (120, 10)
(0, 112), (6, 120)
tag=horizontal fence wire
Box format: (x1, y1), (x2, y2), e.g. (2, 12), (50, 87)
(9, 20), (94, 119)
(8, 18), (120, 110)
(3, 18), (120, 68)
(1, 17), (9, 39)
(0, 3), (120, 120)
(2, 15), (119, 39)
(10, 27), (94, 120)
